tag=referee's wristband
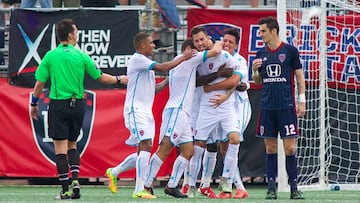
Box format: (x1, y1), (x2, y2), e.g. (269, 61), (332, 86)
(31, 94), (39, 106)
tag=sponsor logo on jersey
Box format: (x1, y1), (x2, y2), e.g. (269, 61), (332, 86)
(30, 90), (95, 165)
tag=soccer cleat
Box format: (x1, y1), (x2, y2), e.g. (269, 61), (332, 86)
(105, 168), (117, 194)
(144, 186), (154, 195)
(198, 186), (218, 198)
(187, 186), (196, 198)
(218, 191), (232, 198)
(70, 180), (81, 199)
(54, 191), (71, 200)
(132, 189), (157, 199)
(233, 189), (248, 198)
(164, 186), (188, 198)
(265, 190), (277, 200)
(290, 190), (305, 200)
(181, 184), (189, 194)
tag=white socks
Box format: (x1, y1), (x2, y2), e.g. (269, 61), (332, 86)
(144, 153), (163, 188)
(134, 151), (151, 193)
(200, 151), (217, 188)
(189, 145), (205, 187)
(167, 156), (189, 188)
(111, 152), (137, 176)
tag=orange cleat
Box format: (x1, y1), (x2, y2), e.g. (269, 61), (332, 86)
(233, 189), (249, 198)
(218, 191), (232, 199)
(198, 187), (218, 198)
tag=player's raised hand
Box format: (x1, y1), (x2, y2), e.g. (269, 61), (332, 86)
(252, 58), (262, 71)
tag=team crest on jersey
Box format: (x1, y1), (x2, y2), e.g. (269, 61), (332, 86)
(30, 90), (95, 165)
(279, 54), (286, 62)
(173, 133), (178, 139)
(209, 63), (214, 70)
(139, 129), (144, 136)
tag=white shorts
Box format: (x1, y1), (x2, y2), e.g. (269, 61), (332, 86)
(195, 104), (239, 142)
(159, 108), (193, 146)
(235, 98), (252, 142)
(124, 111), (155, 146)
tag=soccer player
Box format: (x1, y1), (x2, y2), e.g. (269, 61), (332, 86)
(142, 39), (223, 198)
(106, 32), (193, 199)
(204, 28), (251, 199)
(252, 16), (306, 200)
(186, 26), (244, 198)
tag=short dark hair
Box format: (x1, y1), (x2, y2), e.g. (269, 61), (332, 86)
(258, 16), (279, 35)
(181, 38), (195, 52)
(133, 32), (149, 50)
(56, 19), (75, 42)
(190, 26), (208, 37)
(224, 28), (240, 45)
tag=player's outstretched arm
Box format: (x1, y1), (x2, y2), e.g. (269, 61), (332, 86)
(97, 73), (128, 85)
(154, 47), (194, 72)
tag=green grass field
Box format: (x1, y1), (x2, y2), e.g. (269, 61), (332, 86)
(0, 185), (359, 203)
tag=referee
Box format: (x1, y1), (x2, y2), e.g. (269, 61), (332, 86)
(30, 18), (127, 200)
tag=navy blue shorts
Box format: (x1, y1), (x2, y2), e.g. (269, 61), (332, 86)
(255, 108), (299, 139)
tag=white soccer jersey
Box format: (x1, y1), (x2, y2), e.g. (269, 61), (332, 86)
(124, 53), (157, 115)
(197, 50), (242, 107)
(165, 51), (207, 114)
(233, 52), (249, 101)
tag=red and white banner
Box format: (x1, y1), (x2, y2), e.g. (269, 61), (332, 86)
(188, 8), (360, 89)
(0, 78), (176, 178)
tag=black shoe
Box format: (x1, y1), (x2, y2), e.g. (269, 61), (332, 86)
(153, 39), (173, 51)
(70, 180), (81, 199)
(144, 186), (154, 195)
(164, 186), (188, 198)
(290, 190), (304, 200)
(265, 190), (277, 200)
(54, 191), (71, 200)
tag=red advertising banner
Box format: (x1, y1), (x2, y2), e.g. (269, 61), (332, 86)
(187, 8), (276, 89)
(187, 8), (360, 89)
(0, 78), (176, 178)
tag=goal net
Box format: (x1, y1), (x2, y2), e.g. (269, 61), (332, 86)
(280, 0), (360, 191)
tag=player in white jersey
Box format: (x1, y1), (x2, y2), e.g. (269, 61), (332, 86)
(205, 28), (251, 199)
(142, 39), (223, 198)
(105, 32), (193, 199)
(185, 26), (245, 199)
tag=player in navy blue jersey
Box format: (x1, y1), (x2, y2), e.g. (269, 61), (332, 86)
(252, 16), (306, 200)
